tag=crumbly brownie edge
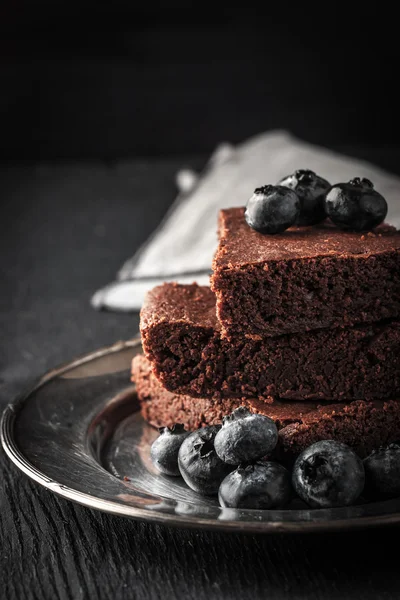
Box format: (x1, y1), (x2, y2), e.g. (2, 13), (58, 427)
(278, 401), (400, 460)
(211, 207), (400, 338)
(131, 354), (246, 430)
(140, 283), (400, 401)
(131, 355), (400, 459)
(211, 251), (400, 338)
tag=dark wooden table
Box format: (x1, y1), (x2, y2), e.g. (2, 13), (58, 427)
(2, 150), (400, 600)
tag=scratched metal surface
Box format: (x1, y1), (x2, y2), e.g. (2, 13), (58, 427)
(4, 340), (400, 534)
(0, 338), (400, 534)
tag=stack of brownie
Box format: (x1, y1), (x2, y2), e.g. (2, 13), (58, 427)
(132, 206), (400, 460)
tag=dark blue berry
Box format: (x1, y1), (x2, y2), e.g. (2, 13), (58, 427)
(178, 426), (234, 495)
(218, 461), (291, 509)
(325, 177), (387, 231)
(292, 440), (365, 508)
(214, 407), (278, 465)
(278, 169), (331, 225)
(150, 424), (190, 476)
(245, 185), (300, 234)
(363, 443), (400, 499)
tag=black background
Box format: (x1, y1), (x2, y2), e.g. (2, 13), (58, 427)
(1, 4), (400, 160)
(2, 5), (400, 599)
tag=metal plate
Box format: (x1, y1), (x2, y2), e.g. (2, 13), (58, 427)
(3, 339), (400, 533)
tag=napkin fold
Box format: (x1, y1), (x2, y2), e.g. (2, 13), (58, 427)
(91, 130), (400, 312)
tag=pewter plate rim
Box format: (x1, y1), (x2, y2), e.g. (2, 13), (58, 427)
(3, 339), (400, 534)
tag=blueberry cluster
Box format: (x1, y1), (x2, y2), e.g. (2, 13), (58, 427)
(245, 170), (388, 234)
(150, 408), (400, 509)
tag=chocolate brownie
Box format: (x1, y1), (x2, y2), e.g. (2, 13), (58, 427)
(140, 283), (400, 401)
(211, 207), (400, 338)
(132, 355), (400, 460)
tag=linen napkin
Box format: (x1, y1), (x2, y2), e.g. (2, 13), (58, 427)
(91, 130), (400, 312)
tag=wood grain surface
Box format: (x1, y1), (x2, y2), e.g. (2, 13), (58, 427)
(2, 154), (400, 599)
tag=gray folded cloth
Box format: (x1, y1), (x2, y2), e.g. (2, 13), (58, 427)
(91, 130), (400, 312)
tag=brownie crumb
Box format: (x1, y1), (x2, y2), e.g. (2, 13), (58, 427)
(140, 283), (400, 402)
(211, 207), (400, 338)
(132, 354), (400, 461)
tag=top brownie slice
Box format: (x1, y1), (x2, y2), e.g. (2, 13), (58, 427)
(211, 207), (400, 337)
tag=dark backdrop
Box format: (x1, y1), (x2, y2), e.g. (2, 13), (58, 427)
(1, 4), (399, 161)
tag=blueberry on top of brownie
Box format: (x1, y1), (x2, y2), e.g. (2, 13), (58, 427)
(278, 169), (331, 226)
(325, 177), (388, 231)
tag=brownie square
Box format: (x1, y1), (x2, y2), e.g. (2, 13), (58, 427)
(132, 354), (400, 460)
(140, 283), (400, 402)
(211, 207), (400, 338)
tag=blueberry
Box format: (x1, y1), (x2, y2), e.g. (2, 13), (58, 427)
(214, 407), (278, 465)
(292, 440), (365, 508)
(150, 424), (190, 476)
(218, 461), (291, 509)
(278, 169), (331, 225)
(363, 443), (400, 499)
(325, 177), (387, 231)
(178, 426), (234, 495)
(245, 185), (300, 234)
